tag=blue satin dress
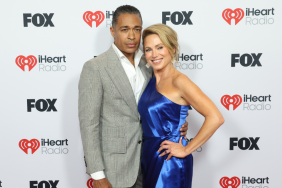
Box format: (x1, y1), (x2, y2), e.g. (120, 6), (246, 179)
(138, 77), (193, 188)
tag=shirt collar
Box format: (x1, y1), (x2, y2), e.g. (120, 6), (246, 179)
(112, 43), (144, 67)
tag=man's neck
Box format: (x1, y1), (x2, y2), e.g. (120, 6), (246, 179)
(114, 43), (136, 67)
(123, 51), (135, 66)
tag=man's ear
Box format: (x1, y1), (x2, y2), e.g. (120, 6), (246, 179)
(110, 26), (115, 38)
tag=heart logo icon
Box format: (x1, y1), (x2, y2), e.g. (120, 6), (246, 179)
(83, 11), (105, 27)
(15, 55), (37, 71)
(222, 8), (244, 25)
(220, 177), (241, 188)
(221, 95), (242, 110)
(87, 178), (93, 188)
(19, 139), (40, 154)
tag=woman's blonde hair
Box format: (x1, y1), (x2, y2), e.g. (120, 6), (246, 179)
(142, 24), (179, 63)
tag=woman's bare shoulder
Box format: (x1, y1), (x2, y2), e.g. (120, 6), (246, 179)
(172, 71), (192, 89)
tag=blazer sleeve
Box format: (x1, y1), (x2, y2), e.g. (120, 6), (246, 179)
(78, 60), (104, 174)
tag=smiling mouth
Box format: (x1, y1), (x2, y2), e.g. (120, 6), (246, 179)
(151, 59), (163, 64)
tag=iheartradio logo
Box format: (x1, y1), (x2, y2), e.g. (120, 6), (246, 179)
(222, 8), (244, 25)
(87, 178), (93, 188)
(221, 95), (242, 110)
(220, 177), (241, 188)
(19, 139), (40, 154)
(15, 55), (37, 71)
(83, 11), (105, 27)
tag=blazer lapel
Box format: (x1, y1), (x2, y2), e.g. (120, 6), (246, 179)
(138, 57), (153, 102)
(105, 47), (139, 117)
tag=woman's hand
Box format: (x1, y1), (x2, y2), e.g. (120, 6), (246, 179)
(158, 137), (189, 161)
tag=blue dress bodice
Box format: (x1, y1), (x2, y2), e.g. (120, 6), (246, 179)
(138, 77), (193, 188)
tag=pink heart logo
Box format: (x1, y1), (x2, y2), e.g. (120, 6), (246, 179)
(221, 95), (242, 110)
(222, 8), (244, 25)
(19, 139), (40, 154)
(83, 11), (105, 27)
(220, 177), (241, 188)
(15, 55), (37, 71)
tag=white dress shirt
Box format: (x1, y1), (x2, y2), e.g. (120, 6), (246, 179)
(91, 43), (145, 180)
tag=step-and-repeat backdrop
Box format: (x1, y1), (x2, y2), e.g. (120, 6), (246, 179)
(0, 0), (281, 187)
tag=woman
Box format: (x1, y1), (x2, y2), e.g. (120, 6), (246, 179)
(138, 24), (225, 188)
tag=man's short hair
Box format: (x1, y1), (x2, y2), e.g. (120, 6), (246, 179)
(112, 5), (143, 28)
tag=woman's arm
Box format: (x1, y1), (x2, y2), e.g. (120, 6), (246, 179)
(159, 74), (225, 160)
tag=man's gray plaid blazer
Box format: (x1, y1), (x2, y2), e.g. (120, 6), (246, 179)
(78, 46), (153, 187)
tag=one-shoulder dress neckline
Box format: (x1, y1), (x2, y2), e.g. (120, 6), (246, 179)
(153, 77), (190, 107)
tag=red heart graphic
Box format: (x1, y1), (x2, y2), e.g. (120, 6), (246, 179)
(221, 95), (242, 110)
(222, 8), (244, 25)
(220, 177), (241, 188)
(15, 55), (37, 71)
(19, 139), (40, 154)
(83, 11), (105, 28)
(87, 178), (93, 188)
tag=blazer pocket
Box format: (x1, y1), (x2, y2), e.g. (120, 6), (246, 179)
(102, 127), (125, 139)
(102, 138), (126, 153)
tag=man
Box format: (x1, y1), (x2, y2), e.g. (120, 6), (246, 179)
(79, 5), (188, 188)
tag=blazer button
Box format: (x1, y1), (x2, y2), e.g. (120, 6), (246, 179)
(138, 140), (142, 144)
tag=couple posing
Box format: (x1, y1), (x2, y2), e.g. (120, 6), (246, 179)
(79, 5), (224, 188)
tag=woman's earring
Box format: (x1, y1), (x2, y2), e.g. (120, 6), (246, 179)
(172, 59), (179, 66)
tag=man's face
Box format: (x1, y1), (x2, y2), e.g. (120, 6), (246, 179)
(110, 13), (142, 55)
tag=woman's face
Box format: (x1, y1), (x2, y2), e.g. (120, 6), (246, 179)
(144, 34), (172, 71)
